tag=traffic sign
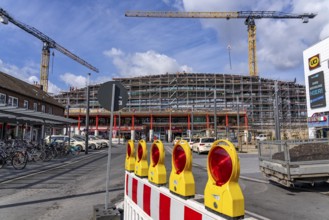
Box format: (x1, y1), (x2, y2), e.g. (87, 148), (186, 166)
(97, 81), (128, 111)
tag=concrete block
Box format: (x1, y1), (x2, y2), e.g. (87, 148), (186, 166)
(93, 204), (122, 220)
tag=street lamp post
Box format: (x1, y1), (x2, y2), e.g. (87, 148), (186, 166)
(85, 73), (91, 154)
(214, 91), (217, 139)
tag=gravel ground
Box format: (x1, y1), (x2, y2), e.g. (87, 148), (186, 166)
(272, 143), (329, 161)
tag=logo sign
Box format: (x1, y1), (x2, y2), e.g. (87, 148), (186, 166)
(97, 81), (128, 111)
(308, 54), (320, 70)
(308, 71), (326, 109)
(307, 115), (329, 128)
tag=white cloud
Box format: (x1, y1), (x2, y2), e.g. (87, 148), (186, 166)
(0, 59), (63, 95)
(179, 0), (329, 79)
(103, 48), (193, 77)
(0, 59), (38, 81)
(59, 72), (88, 89)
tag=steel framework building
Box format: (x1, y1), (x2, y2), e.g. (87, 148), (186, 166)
(54, 73), (308, 140)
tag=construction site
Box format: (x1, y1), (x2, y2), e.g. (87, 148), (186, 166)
(54, 72), (308, 141)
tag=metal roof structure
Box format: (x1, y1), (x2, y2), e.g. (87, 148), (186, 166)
(0, 105), (77, 125)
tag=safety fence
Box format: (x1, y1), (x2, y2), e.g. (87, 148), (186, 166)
(123, 139), (247, 220)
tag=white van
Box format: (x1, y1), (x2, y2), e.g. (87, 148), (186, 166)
(256, 134), (267, 141)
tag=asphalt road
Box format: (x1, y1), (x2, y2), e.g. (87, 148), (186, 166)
(0, 143), (329, 220)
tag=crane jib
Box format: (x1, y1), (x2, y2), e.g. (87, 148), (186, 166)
(125, 10), (317, 20)
(0, 7), (99, 74)
(125, 10), (317, 78)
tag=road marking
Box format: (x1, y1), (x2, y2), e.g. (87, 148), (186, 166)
(245, 210), (271, 220)
(240, 175), (269, 184)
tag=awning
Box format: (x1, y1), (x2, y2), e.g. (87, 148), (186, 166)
(0, 105), (77, 125)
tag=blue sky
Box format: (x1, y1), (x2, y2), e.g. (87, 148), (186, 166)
(0, 0), (328, 94)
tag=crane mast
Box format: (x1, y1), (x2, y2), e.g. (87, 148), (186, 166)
(0, 7), (99, 92)
(125, 10), (316, 77)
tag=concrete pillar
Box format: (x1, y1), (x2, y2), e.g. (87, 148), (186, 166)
(131, 130), (135, 141)
(206, 130), (210, 137)
(15, 123), (19, 138)
(187, 130), (191, 138)
(244, 130), (249, 144)
(308, 127), (316, 139)
(94, 130), (99, 136)
(149, 129), (154, 142)
(168, 130), (172, 143)
(30, 126), (33, 141)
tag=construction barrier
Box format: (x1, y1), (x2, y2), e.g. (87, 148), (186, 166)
(124, 139), (246, 220)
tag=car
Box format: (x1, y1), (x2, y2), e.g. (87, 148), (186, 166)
(64, 136), (87, 151)
(181, 137), (196, 149)
(45, 135), (86, 151)
(192, 137), (216, 154)
(89, 135), (109, 148)
(73, 135), (103, 150)
(256, 134), (267, 142)
(173, 137), (181, 146)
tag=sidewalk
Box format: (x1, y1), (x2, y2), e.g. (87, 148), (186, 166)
(0, 155), (86, 184)
(239, 144), (258, 154)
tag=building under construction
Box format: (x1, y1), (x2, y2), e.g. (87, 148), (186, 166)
(53, 73), (308, 141)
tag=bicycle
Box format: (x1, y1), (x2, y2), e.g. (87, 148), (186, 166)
(66, 145), (81, 157)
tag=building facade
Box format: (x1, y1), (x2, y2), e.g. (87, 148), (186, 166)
(0, 71), (66, 141)
(54, 73), (308, 142)
(303, 37), (329, 138)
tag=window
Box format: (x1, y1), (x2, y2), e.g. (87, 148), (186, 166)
(33, 103), (38, 111)
(41, 105), (45, 113)
(24, 100), (29, 109)
(0, 93), (6, 104)
(48, 107), (53, 114)
(8, 96), (18, 107)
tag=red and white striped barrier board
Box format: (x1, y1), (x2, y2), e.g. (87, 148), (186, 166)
(124, 171), (233, 220)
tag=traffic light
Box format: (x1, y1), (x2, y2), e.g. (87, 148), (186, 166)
(169, 140), (195, 198)
(125, 140), (135, 172)
(148, 140), (167, 185)
(134, 139), (148, 178)
(204, 139), (244, 218)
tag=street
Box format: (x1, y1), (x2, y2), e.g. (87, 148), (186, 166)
(0, 143), (329, 220)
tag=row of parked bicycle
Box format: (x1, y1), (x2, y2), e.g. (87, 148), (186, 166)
(0, 139), (84, 170)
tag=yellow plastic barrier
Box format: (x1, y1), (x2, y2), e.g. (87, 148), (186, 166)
(134, 139), (148, 177)
(125, 140), (135, 172)
(204, 139), (245, 218)
(169, 140), (195, 198)
(148, 140), (167, 185)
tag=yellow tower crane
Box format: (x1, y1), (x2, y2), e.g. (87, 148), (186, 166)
(0, 7), (99, 92)
(125, 11), (316, 77)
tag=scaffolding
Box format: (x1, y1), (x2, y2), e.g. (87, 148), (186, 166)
(53, 73), (307, 134)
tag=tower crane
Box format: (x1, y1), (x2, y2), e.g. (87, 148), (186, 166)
(125, 11), (316, 77)
(0, 7), (99, 92)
